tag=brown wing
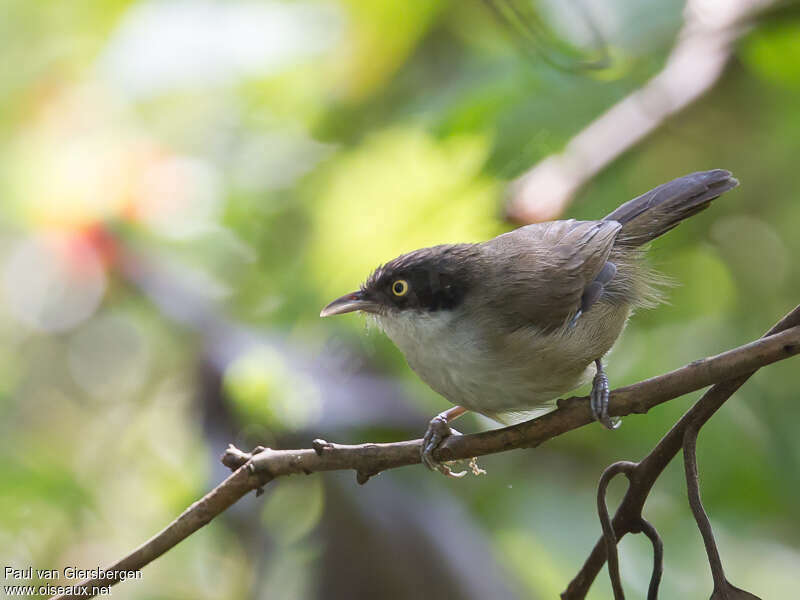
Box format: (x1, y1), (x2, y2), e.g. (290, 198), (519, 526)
(481, 219), (622, 329)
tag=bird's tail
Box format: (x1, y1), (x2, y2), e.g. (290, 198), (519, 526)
(604, 170), (739, 247)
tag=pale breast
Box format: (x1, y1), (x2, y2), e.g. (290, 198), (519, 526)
(375, 301), (632, 422)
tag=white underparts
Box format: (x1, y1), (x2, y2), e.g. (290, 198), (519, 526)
(375, 301), (631, 424)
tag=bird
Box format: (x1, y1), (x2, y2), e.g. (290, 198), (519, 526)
(320, 170), (739, 476)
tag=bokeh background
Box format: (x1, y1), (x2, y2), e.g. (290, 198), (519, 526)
(2, 0), (800, 598)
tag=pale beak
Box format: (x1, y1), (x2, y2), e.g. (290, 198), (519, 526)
(320, 291), (380, 317)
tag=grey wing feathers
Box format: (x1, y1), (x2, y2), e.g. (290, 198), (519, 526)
(485, 219), (621, 328)
(579, 261), (616, 315)
(605, 169), (739, 247)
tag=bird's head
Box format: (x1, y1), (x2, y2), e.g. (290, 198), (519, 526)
(320, 244), (479, 320)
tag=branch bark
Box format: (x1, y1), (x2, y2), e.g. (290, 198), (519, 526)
(50, 307), (800, 600)
(683, 424), (762, 599)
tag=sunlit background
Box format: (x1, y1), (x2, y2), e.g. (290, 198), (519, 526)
(2, 0), (800, 598)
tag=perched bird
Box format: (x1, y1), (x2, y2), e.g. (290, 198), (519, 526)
(321, 170), (739, 476)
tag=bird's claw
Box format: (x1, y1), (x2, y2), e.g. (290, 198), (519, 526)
(591, 367), (621, 430)
(422, 415), (464, 477)
(421, 414), (469, 478)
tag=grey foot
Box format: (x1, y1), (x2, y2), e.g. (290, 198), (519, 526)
(421, 414), (467, 478)
(591, 360), (621, 430)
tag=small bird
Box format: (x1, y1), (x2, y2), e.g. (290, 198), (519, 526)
(321, 170), (738, 476)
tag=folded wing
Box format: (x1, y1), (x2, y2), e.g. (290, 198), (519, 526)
(481, 219), (621, 330)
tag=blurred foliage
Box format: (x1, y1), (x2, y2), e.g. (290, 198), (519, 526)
(307, 127), (502, 297)
(1, 1), (800, 599)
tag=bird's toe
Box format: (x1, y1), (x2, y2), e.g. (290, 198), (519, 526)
(591, 368), (621, 430)
(421, 415), (467, 478)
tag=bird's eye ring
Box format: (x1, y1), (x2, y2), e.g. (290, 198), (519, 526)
(392, 279), (409, 297)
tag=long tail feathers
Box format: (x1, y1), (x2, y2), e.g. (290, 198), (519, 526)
(605, 170), (739, 247)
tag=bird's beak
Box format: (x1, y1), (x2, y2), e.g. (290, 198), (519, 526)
(320, 291), (379, 317)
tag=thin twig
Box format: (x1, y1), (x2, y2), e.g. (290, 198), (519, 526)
(50, 309), (800, 600)
(683, 425), (763, 600)
(49, 465), (268, 600)
(683, 424), (727, 587)
(638, 517), (663, 600)
(595, 463), (664, 600)
(596, 462), (637, 600)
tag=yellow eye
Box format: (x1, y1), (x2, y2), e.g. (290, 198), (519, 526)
(392, 279), (409, 297)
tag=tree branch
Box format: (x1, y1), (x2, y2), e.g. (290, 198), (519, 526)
(596, 461), (637, 600)
(506, 0), (775, 223)
(638, 517), (664, 600)
(683, 424), (762, 599)
(562, 303), (800, 599)
(51, 307), (800, 600)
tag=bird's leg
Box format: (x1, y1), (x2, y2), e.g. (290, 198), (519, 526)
(421, 405), (468, 477)
(591, 359), (621, 430)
